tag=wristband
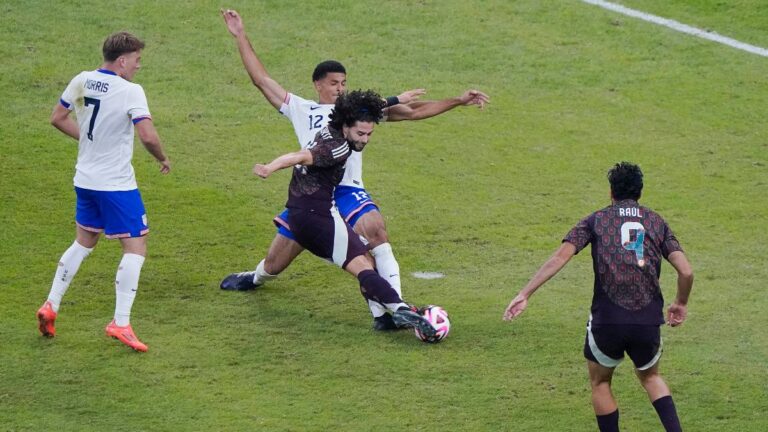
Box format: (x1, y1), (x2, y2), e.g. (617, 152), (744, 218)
(385, 96), (400, 107)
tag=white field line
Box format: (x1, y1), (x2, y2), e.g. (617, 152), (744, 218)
(581, 0), (768, 58)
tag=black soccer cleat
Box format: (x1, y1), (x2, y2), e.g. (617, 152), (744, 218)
(219, 271), (261, 291)
(372, 313), (399, 331)
(392, 306), (436, 339)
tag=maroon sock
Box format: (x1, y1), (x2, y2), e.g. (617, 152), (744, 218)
(652, 395), (682, 432)
(596, 409), (619, 432)
(357, 270), (402, 304)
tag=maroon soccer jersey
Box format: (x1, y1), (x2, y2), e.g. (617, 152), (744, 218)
(286, 126), (350, 211)
(564, 199), (683, 325)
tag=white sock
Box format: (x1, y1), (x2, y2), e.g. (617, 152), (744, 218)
(114, 253), (145, 327)
(252, 259), (277, 285)
(368, 299), (387, 318)
(385, 302), (410, 313)
(47, 241), (93, 312)
(371, 243), (401, 296)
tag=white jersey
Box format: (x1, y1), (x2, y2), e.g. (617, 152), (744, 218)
(60, 69), (151, 191)
(280, 92), (367, 188)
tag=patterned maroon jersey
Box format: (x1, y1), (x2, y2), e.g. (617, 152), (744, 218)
(564, 199), (683, 325)
(286, 126), (350, 211)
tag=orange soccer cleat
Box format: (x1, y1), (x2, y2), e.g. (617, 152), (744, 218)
(36, 301), (57, 338)
(105, 320), (148, 352)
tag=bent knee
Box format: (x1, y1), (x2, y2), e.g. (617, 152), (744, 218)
(366, 230), (389, 247)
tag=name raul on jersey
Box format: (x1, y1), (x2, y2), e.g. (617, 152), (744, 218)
(619, 207), (643, 217)
(85, 79), (109, 93)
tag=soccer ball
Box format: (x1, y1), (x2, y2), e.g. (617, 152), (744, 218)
(415, 305), (450, 343)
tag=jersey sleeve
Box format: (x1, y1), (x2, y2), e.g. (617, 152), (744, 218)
(563, 214), (594, 254)
(279, 92), (305, 120)
(59, 72), (85, 110)
(659, 219), (683, 258)
(125, 83), (152, 124)
(309, 137), (348, 168)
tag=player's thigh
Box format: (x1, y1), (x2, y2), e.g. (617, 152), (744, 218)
(75, 225), (101, 248)
(587, 359), (616, 386)
(290, 208), (367, 268)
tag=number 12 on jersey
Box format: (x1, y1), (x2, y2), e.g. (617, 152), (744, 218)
(308, 114), (323, 130)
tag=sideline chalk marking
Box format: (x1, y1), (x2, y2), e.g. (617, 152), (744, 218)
(412, 272), (445, 280)
(582, 0), (768, 58)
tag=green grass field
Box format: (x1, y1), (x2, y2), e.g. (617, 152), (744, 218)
(2, 1), (767, 430)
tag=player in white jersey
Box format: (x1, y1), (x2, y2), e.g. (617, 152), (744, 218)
(36, 32), (170, 352)
(219, 9), (489, 330)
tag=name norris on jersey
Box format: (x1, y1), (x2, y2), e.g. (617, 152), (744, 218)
(84, 79), (109, 93)
(619, 207), (643, 217)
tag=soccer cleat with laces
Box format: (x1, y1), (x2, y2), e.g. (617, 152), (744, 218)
(105, 320), (148, 352)
(392, 306), (437, 339)
(36, 301), (57, 338)
(220, 271), (261, 291)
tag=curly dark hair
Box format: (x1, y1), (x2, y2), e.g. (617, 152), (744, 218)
(608, 161), (643, 201)
(328, 89), (386, 130)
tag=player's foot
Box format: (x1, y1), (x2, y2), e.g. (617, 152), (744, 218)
(105, 320), (148, 352)
(220, 271), (261, 291)
(392, 306), (436, 339)
(36, 301), (57, 338)
(372, 313), (399, 331)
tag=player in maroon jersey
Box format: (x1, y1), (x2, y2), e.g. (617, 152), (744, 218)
(250, 89), (435, 338)
(504, 162), (694, 432)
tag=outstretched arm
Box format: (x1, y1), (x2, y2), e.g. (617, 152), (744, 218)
(221, 9), (288, 110)
(503, 242), (576, 321)
(666, 251), (693, 327)
(253, 149), (313, 178)
(385, 89), (489, 122)
(50, 103), (79, 140)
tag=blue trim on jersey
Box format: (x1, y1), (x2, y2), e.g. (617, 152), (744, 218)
(60, 98), (71, 109)
(334, 186), (379, 227)
(97, 68), (117, 76)
(132, 116), (151, 125)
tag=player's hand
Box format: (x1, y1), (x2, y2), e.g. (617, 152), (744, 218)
(459, 89), (490, 109)
(253, 163), (271, 178)
(221, 9), (245, 37)
(159, 158), (171, 174)
(396, 88), (426, 105)
(666, 301), (687, 327)
(503, 293), (528, 321)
